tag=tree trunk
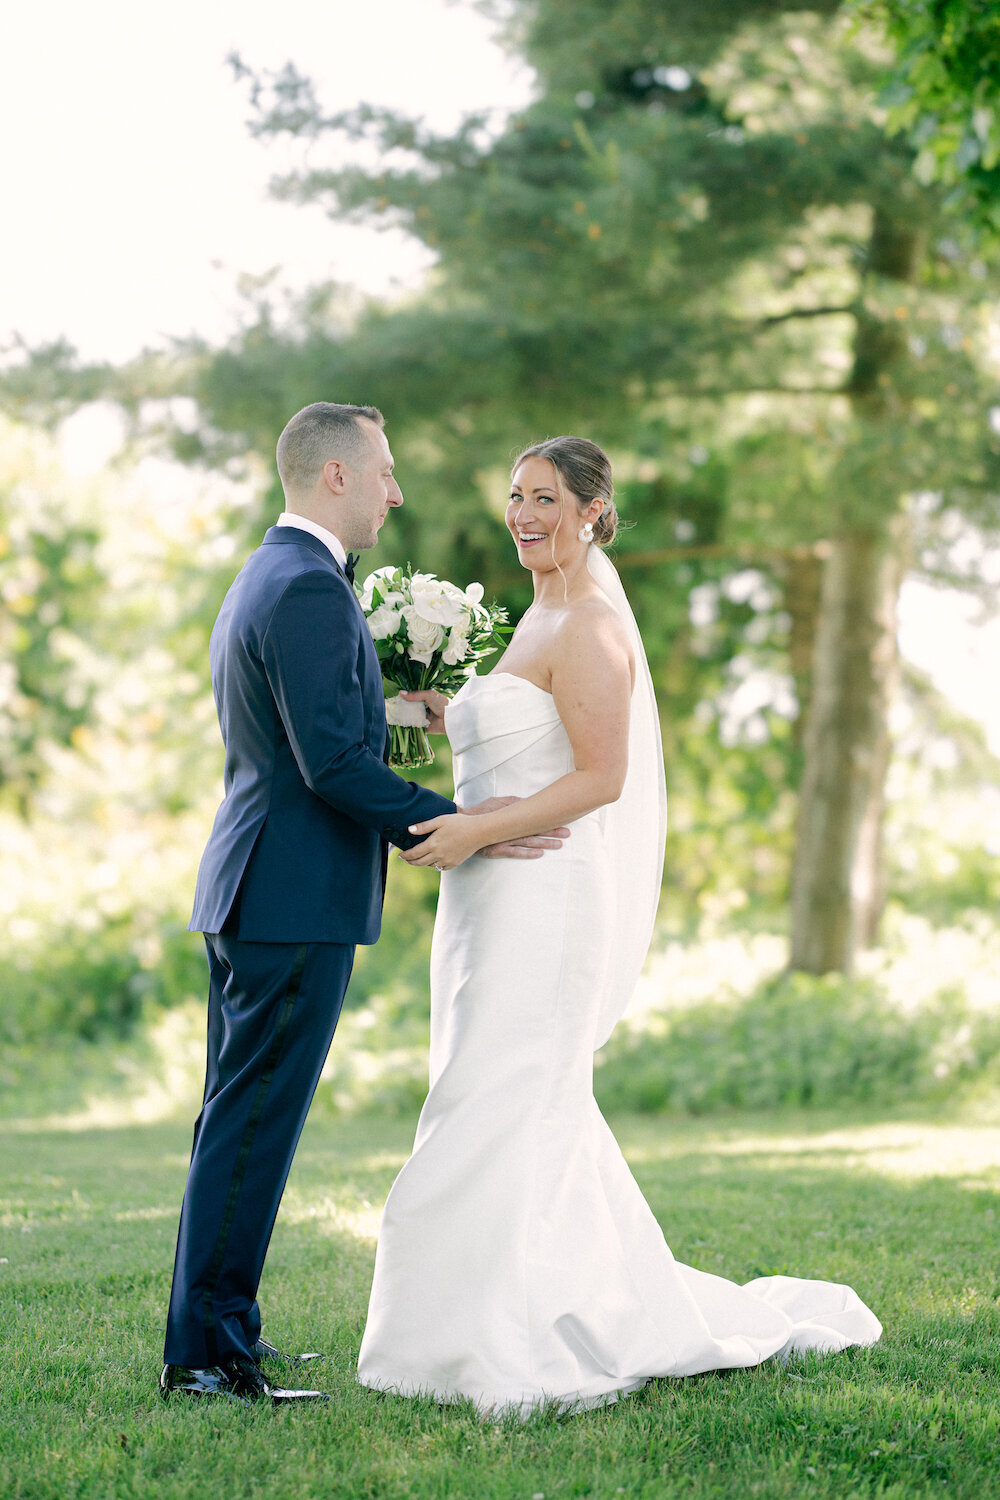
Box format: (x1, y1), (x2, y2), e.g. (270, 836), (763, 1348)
(787, 206), (919, 974)
(784, 544), (826, 754)
(788, 530), (904, 973)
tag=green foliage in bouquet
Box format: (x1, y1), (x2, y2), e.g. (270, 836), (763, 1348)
(356, 564), (512, 769)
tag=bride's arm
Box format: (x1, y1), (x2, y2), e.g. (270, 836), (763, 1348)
(399, 611), (633, 869)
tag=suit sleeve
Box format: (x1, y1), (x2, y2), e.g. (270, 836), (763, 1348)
(261, 571), (456, 847)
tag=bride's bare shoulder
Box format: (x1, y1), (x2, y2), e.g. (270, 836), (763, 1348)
(552, 594), (634, 683)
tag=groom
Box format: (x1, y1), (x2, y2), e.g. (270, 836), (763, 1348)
(161, 402), (565, 1405)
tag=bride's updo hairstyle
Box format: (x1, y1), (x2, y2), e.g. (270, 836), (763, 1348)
(513, 436), (619, 547)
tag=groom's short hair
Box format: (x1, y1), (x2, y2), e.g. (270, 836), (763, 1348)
(277, 402), (385, 495)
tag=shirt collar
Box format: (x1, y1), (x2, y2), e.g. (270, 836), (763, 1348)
(276, 512), (348, 571)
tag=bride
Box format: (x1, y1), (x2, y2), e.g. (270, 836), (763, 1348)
(356, 436), (881, 1417)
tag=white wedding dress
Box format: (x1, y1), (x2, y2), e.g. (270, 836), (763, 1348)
(357, 550), (881, 1417)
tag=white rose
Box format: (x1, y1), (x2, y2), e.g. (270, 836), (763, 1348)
(408, 577), (468, 630)
(359, 567), (404, 610)
(375, 589), (405, 609)
(364, 566), (401, 589)
(367, 603), (404, 641)
(403, 605), (445, 664)
(361, 588), (404, 611)
(442, 626), (470, 665)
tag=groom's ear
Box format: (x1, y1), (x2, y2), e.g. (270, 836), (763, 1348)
(322, 458), (347, 494)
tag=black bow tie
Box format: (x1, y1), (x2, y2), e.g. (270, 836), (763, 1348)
(344, 552), (359, 585)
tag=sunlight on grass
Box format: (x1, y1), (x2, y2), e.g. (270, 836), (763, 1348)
(699, 1122), (1000, 1182)
(622, 1116), (1000, 1184)
(280, 1195), (384, 1243)
(110, 1206), (177, 1223)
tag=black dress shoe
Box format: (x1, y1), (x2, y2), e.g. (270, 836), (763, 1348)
(160, 1364), (250, 1404)
(253, 1336), (324, 1365)
(160, 1357), (328, 1405)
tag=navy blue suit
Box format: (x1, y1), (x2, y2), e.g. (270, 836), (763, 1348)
(164, 525), (455, 1368)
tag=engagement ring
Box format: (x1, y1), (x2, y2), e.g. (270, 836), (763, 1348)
(434, 864), (445, 871)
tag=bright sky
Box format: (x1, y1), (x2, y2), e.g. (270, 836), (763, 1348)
(4, 0), (999, 756)
(897, 581), (1000, 756)
(1, 0), (532, 362)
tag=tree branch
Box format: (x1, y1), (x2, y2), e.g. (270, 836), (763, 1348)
(614, 541), (831, 569)
(656, 385), (847, 397)
(757, 305), (856, 328)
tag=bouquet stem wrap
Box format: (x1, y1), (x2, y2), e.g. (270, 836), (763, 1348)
(384, 695), (434, 770)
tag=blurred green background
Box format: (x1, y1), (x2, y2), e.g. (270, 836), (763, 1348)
(3, 0), (1000, 1126)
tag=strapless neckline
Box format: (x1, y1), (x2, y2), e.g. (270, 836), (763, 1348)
(478, 671), (553, 699)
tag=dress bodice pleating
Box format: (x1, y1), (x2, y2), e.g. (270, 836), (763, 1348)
(445, 672), (574, 802)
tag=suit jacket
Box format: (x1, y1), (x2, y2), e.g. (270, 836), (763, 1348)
(188, 526), (457, 943)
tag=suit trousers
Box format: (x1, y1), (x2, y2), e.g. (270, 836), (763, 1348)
(163, 933), (354, 1368)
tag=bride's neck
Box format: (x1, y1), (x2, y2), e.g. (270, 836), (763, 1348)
(531, 560), (598, 608)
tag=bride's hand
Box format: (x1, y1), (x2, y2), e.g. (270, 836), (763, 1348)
(399, 797), (572, 869)
(397, 812), (484, 870)
(399, 689), (449, 735)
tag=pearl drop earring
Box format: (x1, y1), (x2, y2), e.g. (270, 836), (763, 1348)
(578, 521), (594, 543)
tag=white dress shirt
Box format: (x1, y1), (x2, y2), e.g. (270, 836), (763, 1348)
(276, 512), (348, 571)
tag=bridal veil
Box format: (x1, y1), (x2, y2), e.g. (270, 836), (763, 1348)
(587, 545), (667, 1049)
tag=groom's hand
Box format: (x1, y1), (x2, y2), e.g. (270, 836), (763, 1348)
(462, 796), (570, 861)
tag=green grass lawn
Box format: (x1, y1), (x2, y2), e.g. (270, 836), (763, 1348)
(2, 1097), (999, 1499)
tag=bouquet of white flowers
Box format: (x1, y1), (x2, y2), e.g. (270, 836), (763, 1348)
(356, 564), (512, 769)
